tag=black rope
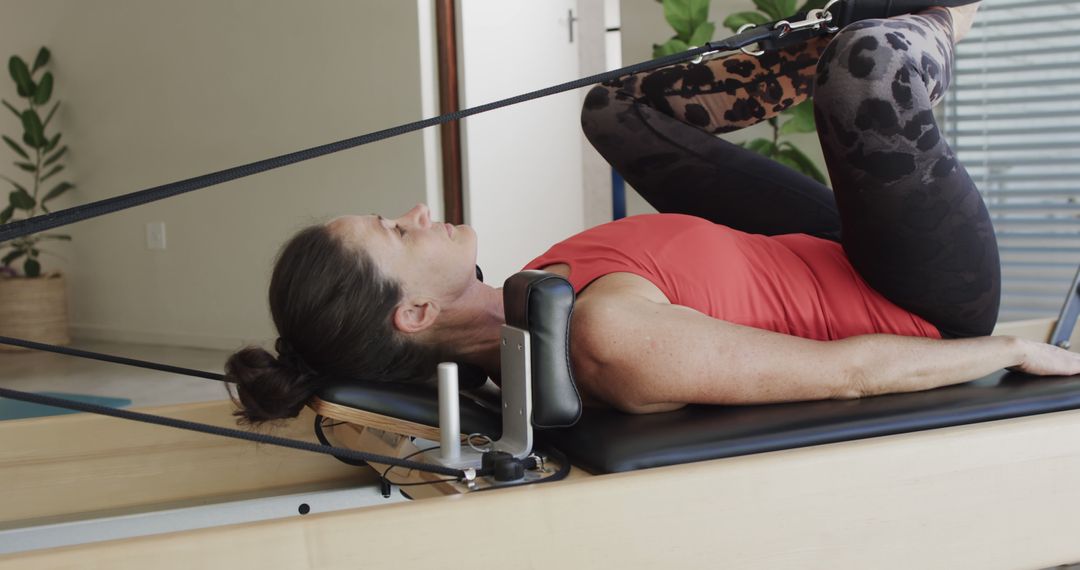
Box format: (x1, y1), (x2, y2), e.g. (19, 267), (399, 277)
(0, 335), (226, 381)
(0, 27), (781, 244)
(0, 387), (465, 478)
(0, 21), (808, 480)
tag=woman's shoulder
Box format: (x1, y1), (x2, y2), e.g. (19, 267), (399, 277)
(577, 271), (670, 305)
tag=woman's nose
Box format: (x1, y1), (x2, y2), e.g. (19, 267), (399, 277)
(399, 203), (431, 228)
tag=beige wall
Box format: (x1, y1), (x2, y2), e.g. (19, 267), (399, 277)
(0, 1), (432, 350)
(619, 0), (829, 216)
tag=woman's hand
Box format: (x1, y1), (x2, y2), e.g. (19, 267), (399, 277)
(1007, 338), (1080, 376)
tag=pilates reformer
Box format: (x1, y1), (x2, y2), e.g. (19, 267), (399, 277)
(310, 266), (1080, 491)
(4, 268), (1080, 566)
(2, 1), (1080, 565)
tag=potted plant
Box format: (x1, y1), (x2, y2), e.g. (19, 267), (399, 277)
(0, 47), (75, 350)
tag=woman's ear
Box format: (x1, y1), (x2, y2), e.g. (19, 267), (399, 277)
(393, 299), (440, 334)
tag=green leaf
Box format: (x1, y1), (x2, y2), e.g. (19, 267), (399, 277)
(2, 99), (20, 120)
(778, 100), (817, 135)
(43, 182), (73, 202)
(795, 0), (830, 13)
(10, 188), (35, 210)
(653, 38), (691, 58)
(777, 142), (828, 185)
(15, 161), (36, 172)
(43, 101), (60, 127)
(24, 257), (40, 277)
(43, 145), (67, 167)
(32, 47), (51, 73)
(774, 152), (802, 172)
(40, 164), (63, 182)
(44, 133), (61, 153)
(664, 0), (711, 41)
(688, 21), (716, 47)
(744, 138), (777, 156)
(8, 56), (34, 98)
(0, 205), (13, 224)
(2, 249), (25, 266)
(20, 109), (45, 148)
(2, 135), (28, 159)
(752, 0), (796, 20)
(722, 11), (769, 32)
(33, 72), (53, 105)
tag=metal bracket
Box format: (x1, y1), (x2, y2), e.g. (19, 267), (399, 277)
(1050, 265), (1080, 349)
(429, 325), (534, 471)
(494, 326), (534, 459)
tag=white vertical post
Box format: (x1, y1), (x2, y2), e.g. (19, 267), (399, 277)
(437, 362), (460, 462)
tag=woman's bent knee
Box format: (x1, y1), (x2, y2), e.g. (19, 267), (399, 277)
(581, 84), (632, 155)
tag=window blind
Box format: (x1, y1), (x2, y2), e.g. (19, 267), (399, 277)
(944, 0), (1080, 322)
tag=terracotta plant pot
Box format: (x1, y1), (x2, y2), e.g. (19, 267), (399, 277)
(0, 273), (70, 351)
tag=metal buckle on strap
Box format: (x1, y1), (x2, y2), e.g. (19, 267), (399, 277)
(734, 0), (842, 58)
(775, 6), (839, 37)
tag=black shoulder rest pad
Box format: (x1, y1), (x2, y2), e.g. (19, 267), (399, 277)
(318, 380), (501, 439)
(503, 270), (583, 429)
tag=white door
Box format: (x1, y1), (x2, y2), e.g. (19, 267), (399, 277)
(459, 0), (586, 286)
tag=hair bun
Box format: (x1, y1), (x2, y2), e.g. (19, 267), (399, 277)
(225, 346), (319, 424)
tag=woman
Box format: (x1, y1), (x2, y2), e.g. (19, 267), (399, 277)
(226, 4), (1080, 422)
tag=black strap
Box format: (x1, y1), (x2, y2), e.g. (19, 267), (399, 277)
(0, 26), (781, 244)
(0, 4), (974, 473)
(0, 387), (463, 478)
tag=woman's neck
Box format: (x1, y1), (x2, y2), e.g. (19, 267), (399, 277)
(435, 282), (505, 381)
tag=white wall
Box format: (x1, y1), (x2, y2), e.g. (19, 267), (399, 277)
(0, 1), (434, 350)
(619, 0), (829, 216)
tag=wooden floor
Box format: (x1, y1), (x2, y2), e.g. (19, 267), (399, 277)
(0, 339), (229, 412)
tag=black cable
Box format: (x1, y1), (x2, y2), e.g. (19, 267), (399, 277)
(0, 387), (464, 478)
(314, 414), (368, 467)
(381, 446), (450, 488)
(0, 26), (782, 244)
(0, 335), (226, 382)
(0, 17), (817, 491)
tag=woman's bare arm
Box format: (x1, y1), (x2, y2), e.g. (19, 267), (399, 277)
(571, 293), (1080, 414)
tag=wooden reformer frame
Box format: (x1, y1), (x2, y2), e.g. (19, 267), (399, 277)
(2, 317), (1080, 568)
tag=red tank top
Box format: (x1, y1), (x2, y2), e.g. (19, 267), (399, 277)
(522, 214), (940, 341)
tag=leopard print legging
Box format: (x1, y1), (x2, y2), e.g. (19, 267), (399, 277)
(581, 8), (999, 338)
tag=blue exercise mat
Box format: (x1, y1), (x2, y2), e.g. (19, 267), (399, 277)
(0, 391), (132, 421)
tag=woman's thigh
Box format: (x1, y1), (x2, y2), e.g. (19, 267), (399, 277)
(581, 38), (843, 242)
(813, 8), (1000, 337)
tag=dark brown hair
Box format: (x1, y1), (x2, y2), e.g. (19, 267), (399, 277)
(224, 223), (448, 424)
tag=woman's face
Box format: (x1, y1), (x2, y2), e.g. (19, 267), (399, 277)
(326, 204), (478, 302)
